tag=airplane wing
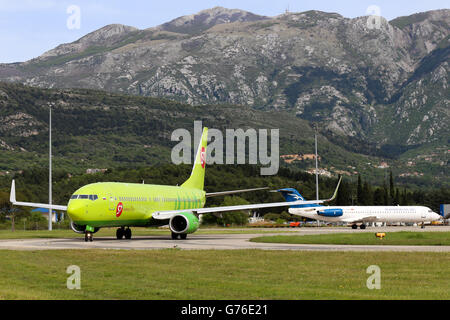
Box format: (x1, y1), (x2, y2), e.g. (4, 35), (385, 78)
(341, 216), (379, 223)
(206, 187), (269, 197)
(152, 199), (327, 220)
(153, 177), (342, 220)
(10, 180), (68, 211)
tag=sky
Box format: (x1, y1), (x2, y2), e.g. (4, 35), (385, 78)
(0, 0), (448, 63)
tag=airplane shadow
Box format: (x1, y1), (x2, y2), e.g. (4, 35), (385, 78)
(52, 235), (228, 242)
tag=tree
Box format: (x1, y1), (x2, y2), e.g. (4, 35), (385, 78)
(263, 213), (281, 222)
(389, 171), (395, 205)
(362, 181), (373, 205)
(219, 196), (250, 226)
(27, 212), (47, 230)
(202, 196), (250, 226)
(0, 191), (29, 231)
(0, 191), (15, 231)
(394, 188), (400, 206)
(373, 188), (385, 205)
(0, 191), (11, 223)
(382, 182), (389, 206)
(356, 175), (363, 205)
(336, 177), (352, 206)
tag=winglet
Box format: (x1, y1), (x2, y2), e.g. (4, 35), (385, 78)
(10, 179), (16, 203)
(326, 176), (342, 202)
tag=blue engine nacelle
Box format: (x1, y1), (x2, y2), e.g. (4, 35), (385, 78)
(317, 208), (343, 217)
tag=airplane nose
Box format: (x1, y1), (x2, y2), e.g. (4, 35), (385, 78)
(67, 201), (85, 221)
(428, 212), (441, 221)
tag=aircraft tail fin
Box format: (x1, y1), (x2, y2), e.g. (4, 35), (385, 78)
(276, 188), (322, 208)
(276, 176), (342, 208)
(181, 127), (208, 190)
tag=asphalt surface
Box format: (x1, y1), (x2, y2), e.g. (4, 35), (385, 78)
(0, 226), (449, 252)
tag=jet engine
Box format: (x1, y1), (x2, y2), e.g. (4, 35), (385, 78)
(70, 221), (86, 234)
(169, 212), (200, 234)
(317, 208), (344, 217)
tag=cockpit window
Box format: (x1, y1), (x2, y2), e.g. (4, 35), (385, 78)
(72, 194), (98, 201)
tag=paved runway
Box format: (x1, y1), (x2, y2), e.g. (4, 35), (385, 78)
(0, 226), (449, 252)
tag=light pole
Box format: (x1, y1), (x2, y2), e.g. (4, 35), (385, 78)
(314, 126), (319, 201)
(313, 124), (320, 227)
(48, 104), (52, 231)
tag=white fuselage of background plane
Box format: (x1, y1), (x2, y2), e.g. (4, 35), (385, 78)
(289, 205), (441, 224)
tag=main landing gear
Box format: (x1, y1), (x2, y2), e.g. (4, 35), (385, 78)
(171, 232), (187, 240)
(351, 224), (366, 230)
(116, 227), (132, 240)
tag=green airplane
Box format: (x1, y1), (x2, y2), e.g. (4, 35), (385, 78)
(10, 127), (334, 242)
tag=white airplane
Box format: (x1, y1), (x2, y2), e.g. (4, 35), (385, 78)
(276, 185), (442, 229)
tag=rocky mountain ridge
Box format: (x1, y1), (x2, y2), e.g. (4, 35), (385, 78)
(0, 7), (448, 155)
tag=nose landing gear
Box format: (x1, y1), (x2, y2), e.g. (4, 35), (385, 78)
(84, 225), (95, 242)
(84, 231), (93, 242)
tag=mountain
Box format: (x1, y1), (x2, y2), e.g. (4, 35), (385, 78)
(158, 7), (270, 34)
(0, 82), (447, 188)
(0, 7), (448, 186)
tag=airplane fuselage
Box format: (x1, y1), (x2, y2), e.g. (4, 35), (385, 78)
(67, 182), (206, 228)
(289, 205), (441, 224)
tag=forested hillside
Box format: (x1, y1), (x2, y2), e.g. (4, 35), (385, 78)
(0, 165), (447, 230)
(3, 82), (441, 187)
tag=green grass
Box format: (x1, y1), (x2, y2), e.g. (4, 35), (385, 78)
(0, 227), (298, 239)
(0, 250), (448, 300)
(250, 232), (450, 246)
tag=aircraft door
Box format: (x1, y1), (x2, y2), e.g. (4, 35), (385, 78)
(108, 193), (116, 211)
